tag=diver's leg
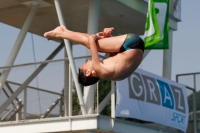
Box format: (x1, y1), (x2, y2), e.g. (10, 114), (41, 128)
(44, 26), (126, 52)
(44, 26), (90, 48)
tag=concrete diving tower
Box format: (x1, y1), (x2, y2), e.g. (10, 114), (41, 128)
(0, 0), (181, 133)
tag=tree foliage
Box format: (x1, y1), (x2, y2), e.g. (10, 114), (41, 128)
(98, 79), (111, 116)
(187, 90), (200, 112)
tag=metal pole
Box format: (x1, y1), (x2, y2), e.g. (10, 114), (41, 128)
(98, 91), (111, 113)
(59, 97), (63, 117)
(193, 75), (197, 133)
(16, 99), (22, 122)
(24, 88), (27, 120)
(0, 2), (39, 93)
(64, 50), (69, 116)
(54, 0), (86, 115)
(69, 62), (72, 116)
(111, 81), (115, 118)
(111, 81), (115, 129)
(84, 86), (95, 114)
(96, 82), (99, 114)
(163, 29), (173, 79)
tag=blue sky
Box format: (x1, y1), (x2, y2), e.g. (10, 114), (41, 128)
(0, 1), (199, 91)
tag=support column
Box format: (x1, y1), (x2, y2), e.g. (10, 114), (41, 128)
(68, 60), (72, 116)
(87, 0), (100, 33)
(54, 0), (86, 115)
(111, 81), (115, 129)
(64, 49), (69, 116)
(193, 75), (197, 133)
(16, 100), (22, 122)
(162, 29), (173, 79)
(84, 0), (100, 115)
(111, 81), (115, 118)
(0, 2), (39, 93)
(24, 88), (27, 120)
(64, 42), (73, 116)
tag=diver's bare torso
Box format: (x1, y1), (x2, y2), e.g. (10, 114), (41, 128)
(98, 49), (143, 81)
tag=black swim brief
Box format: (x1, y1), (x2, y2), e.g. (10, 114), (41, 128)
(120, 33), (144, 53)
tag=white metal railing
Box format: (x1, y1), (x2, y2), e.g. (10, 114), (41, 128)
(0, 56), (113, 123)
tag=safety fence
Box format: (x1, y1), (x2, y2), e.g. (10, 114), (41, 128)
(176, 72), (200, 133)
(0, 57), (106, 122)
(0, 57), (188, 133)
(176, 72), (200, 113)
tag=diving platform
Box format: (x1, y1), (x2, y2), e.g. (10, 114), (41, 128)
(0, 115), (181, 133)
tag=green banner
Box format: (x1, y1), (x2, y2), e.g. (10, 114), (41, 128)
(144, 0), (169, 49)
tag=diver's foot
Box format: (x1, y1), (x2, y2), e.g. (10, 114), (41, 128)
(44, 26), (66, 40)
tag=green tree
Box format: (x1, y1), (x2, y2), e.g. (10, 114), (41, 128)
(187, 90), (200, 112)
(98, 79), (111, 116)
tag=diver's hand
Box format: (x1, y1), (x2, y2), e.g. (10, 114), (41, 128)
(103, 27), (114, 37)
(95, 32), (105, 39)
(95, 27), (114, 39)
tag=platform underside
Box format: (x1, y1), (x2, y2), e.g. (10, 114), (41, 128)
(0, 0), (146, 42)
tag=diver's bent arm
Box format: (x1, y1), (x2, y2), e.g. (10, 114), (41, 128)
(89, 35), (102, 74)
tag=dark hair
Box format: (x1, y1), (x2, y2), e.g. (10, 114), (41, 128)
(78, 68), (100, 86)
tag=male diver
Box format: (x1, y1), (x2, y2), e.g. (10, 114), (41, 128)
(44, 26), (144, 86)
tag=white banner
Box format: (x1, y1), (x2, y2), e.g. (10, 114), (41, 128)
(116, 69), (188, 132)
